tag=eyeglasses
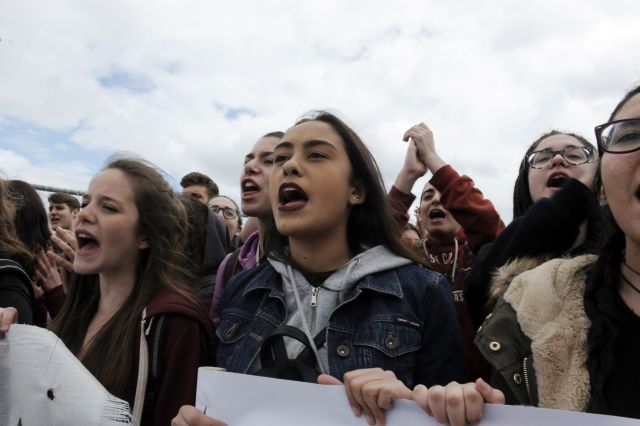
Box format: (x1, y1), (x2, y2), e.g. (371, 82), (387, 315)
(595, 118), (640, 154)
(210, 205), (239, 220)
(526, 146), (595, 169)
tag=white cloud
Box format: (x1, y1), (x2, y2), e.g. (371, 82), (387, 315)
(0, 148), (94, 192)
(1, 0), (640, 221)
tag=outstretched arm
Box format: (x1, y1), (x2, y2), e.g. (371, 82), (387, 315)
(430, 166), (505, 253)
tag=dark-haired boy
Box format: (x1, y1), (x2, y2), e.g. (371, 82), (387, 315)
(180, 172), (219, 204)
(48, 192), (80, 231)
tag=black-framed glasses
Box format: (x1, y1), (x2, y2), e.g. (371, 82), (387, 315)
(210, 206), (239, 220)
(526, 146), (595, 169)
(595, 118), (640, 154)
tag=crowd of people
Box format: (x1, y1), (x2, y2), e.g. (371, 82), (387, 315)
(1, 83), (640, 425)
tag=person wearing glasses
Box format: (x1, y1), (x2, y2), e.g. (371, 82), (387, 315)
(464, 129), (602, 330)
(208, 195), (243, 252)
(320, 86), (640, 425)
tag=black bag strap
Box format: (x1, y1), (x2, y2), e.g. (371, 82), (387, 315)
(0, 258), (31, 284)
(260, 325), (326, 368)
(144, 314), (166, 409)
(297, 328), (327, 364)
(0, 258), (35, 314)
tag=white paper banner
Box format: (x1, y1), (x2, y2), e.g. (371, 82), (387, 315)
(0, 324), (132, 426)
(196, 368), (640, 425)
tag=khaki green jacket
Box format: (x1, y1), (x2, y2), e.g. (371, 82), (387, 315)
(475, 254), (597, 410)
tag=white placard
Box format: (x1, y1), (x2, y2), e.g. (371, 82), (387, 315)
(0, 324), (132, 426)
(196, 368), (640, 425)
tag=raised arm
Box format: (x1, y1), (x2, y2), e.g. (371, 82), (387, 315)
(430, 165), (505, 253)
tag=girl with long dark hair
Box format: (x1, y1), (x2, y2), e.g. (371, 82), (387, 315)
(173, 111), (464, 426)
(2, 157), (214, 424)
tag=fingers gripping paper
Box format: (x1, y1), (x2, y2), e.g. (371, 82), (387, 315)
(195, 369), (640, 426)
(0, 324), (133, 425)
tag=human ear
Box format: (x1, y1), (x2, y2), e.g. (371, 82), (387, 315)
(138, 236), (150, 250)
(349, 182), (366, 206)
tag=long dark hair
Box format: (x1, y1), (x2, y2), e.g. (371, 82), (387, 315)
(585, 84), (640, 413)
(50, 156), (200, 399)
(264, 111), (421, 264)
(6, 180), (51, 277)
(0, 180), (33, 270)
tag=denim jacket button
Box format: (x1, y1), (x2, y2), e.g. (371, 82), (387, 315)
(337, 345), (350, 357)
(384, 334), (399, 350)
(225, 323), (239, 339)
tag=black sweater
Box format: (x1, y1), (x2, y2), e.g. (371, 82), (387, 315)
(0, 253), (34, 325)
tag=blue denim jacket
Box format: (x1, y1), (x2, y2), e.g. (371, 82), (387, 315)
(216, 261), (465, 387)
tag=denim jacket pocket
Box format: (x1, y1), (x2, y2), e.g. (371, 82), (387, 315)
(352, 318), (422, 385)
(217, 308), (277, 373)
(216, 309), (254, 344)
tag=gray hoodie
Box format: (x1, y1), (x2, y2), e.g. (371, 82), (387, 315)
(267, 245), (413, 373)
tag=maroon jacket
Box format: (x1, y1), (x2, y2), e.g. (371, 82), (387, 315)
(389, 164), (504, 381)
(124, 290), (215, 425)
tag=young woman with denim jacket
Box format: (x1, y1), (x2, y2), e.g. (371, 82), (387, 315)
(173, 111), (465, 426)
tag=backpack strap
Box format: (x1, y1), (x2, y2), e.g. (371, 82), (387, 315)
(0, 258), (36, 316)
(221, 248), (241, 289)
(0, 258), (31, 284)
(143, 314), (166, 410)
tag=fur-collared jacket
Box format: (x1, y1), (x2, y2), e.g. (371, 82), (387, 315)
(475, 254), (597, 410)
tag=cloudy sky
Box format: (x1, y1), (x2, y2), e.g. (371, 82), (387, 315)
(1, 0), (639, 221)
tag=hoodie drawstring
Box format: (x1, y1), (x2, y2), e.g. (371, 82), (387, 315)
(451, 237), (459, 282)
(285, 264), (327, 375)
(132, 308), (149, 425)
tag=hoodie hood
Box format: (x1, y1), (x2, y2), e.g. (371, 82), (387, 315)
(145, 290), (213, 338)
(265, 245), (412, 373)
(268, 244), (412, 293)
(201, 210), (229, 275)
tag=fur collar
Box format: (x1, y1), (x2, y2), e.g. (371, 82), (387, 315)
(500, 254), (597, 410)
(489, 256), (551, 306)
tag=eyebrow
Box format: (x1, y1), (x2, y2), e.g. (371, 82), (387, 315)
(244, 150), (274, 162)
(274, 139), (338, 151)
(421, 188), (435, 197)
(82, 194), (123, 206)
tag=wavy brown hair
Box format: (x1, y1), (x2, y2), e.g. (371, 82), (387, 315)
(6, 180), (51, 277)
(0, 179), (33, 269)
(50, 156), (201, 399)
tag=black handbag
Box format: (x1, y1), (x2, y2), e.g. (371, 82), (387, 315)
(254, 325), (326, 383)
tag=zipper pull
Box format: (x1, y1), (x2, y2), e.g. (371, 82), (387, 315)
(311, 286), (319, 307)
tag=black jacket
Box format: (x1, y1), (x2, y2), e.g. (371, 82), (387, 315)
(0, 253), (34, 325)
(464, 179), (598, 328)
